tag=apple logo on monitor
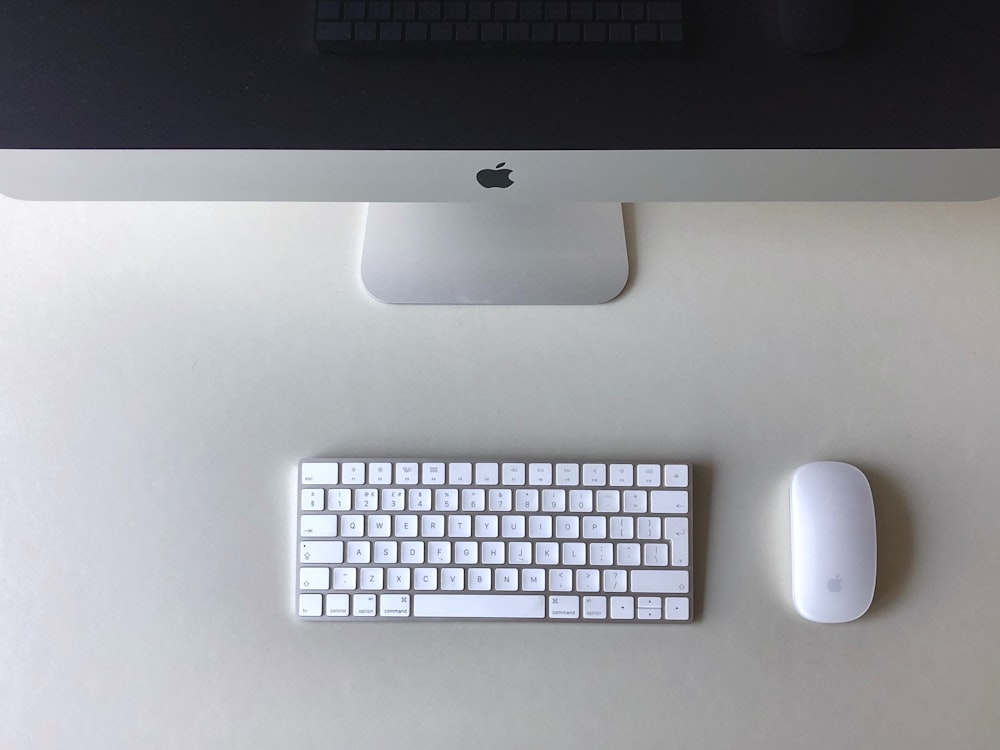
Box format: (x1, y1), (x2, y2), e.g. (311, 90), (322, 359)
(476, 162), (514, 189)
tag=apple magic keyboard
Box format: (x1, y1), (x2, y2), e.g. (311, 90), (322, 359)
(296, 459), (692, 622)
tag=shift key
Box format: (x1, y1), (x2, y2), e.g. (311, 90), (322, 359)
(630, 570), (688, 593)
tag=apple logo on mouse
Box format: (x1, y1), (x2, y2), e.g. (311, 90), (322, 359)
(476, 162), (514, 189)
(827, 574), (842, 593)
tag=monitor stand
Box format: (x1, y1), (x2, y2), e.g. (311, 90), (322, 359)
(360, 203), (628, 304)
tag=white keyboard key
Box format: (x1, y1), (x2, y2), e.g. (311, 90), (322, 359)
(542, 489), (566, 512)
(413, 568), (437, 590)
(502, 463), (526, 485)
(387, 568), (410, 590)
(535, 542), (559, 565)
(408, 488), (431, 510)
(395, 462), (419, 485)
(352, 594), (376, 616)
(502, 515), (526, 538)
(394, 515), (418, 537)
(434, 488), (458, 511)
(610, 516), (634, 539)
(589, 543), (614, 566)
(369, 462), (392, 485)
(597, 490), (621, 512)
(583, 596), (607, 619)
(475, 515), (499, 538)
(300, 488), (324, 511)
(495, 569), (518, 591)
(509, 542), (532, 565)
(556, 463), (580, 486)
(299, 594), (323, 616)
(325, 594), (350, 616)
(610, 596), (634, 619)
(583, 463), (606, 486)
(636, 464), (661, 487)
(300, 541), (344, 564)
(529, 463), (552, 485)
(400, 541), (424, 563)
(630, 570), (689, 594)
(374, 541), (397, 563)
(441, 568), (465, 590)
(549, 595), (579, 618)
(616, 543), (641, 566)
(603, 569), (627, 592)
(522, 569), (546, 591)
(347, 541), (371, 564)
(529, 515), (552, 538)
(548, 569), (572, 591)
(421, 515), (445, 537)
(610, 464), (633, 486)
(488, 489), (512, 511)
(576, 569), (600, 592)
(562, 543), (586, 565)
(427, 541), (451, 564)
(381, 488), (405, 510)
(643, 543), (669, 567)
(569, 489), (593, 512)
(516, 489), (540, 512)
(301, 462), (338, 485)
(379, 594), (411, 617)
(449, 462), (472, 485)
(639, 597), (661, 609)
(461, 488), (485, 511)
(650, 490), (689, 514)
(422, 463), (445, 485)
(368, 515), (392, 537)
(468, 568), (491, 590)
(341, 463), (365, 484)
(360, 567), (384, 590)
(664, 517), (690, 566)
(354, 489), (378, 510)
(482, 542), (505, 564)
(555, 516), (579, 539)
(413, 594), (545, 618)
(300, 515), (337, 538)
(637, 517), (661, 539)
(623, 490), (647, 513)
(475, 462), (499, 485)
(455, 541), (478, 563)
(582, 516), (606, 539)
(299, 567), (330, 591)
(638, 606), (662, 620)
(663, 464), (689, 487)
(327, 488), (351, 511)
(333, 567), (357, 590)
(665, 597), (690, 620)
(341, 515), (364, 537)
(448, 515), (472, 538)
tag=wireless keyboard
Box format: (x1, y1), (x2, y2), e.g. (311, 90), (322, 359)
(296, 459), (692, 622)
(315, 2), (685, 52)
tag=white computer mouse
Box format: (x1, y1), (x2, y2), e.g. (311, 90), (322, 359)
(790, 461), (877, 623)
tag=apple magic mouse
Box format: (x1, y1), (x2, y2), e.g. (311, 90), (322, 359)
(790, 461), (876, 623)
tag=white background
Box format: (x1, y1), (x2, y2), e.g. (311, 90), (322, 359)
(2, 194), (999, 748)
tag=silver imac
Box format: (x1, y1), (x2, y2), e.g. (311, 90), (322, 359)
(2, 1), (1000, 304)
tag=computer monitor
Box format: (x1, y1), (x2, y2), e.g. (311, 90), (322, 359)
(2, 1), (999, 303)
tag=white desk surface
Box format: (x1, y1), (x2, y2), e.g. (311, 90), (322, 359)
(2, 194), (999, 749)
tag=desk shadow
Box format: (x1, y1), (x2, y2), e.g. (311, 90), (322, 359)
(856, 464), (915, 615)
(692, 463), (713, 621)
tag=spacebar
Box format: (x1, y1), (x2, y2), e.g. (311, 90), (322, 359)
(413, 594), (546, 618)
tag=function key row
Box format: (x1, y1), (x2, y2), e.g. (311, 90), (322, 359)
(301, 461), (689, 488)
(318, 2), (683, 23)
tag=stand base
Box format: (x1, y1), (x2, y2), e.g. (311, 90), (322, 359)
(361, 203), (628, 304)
